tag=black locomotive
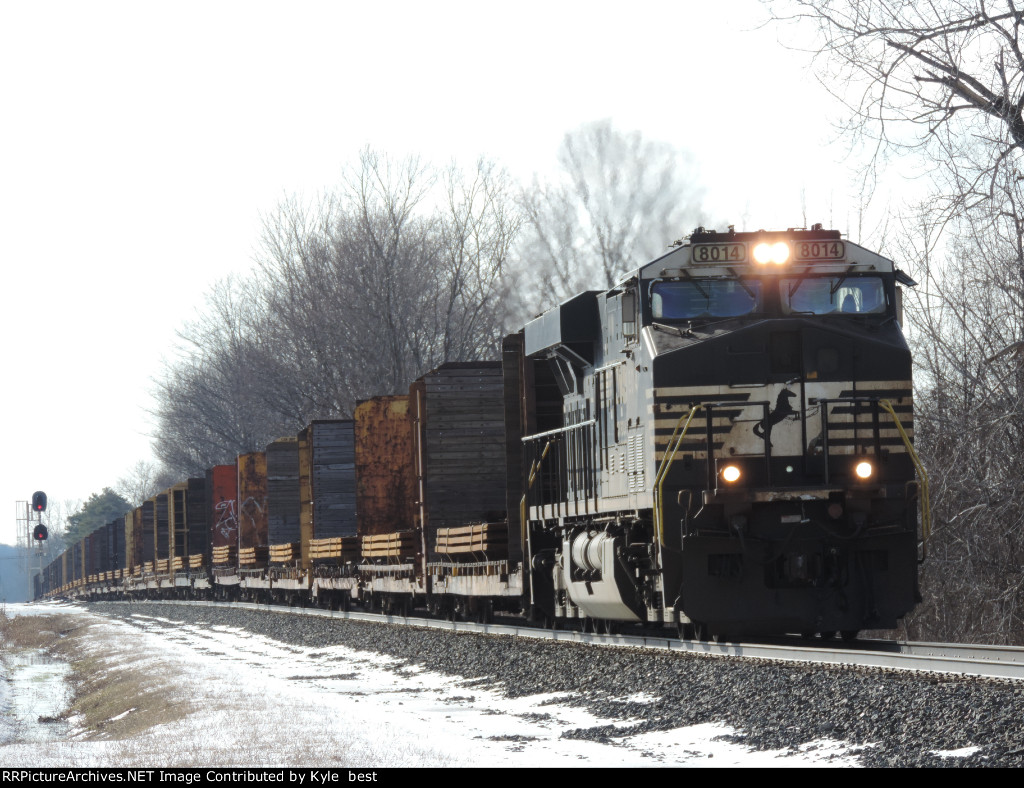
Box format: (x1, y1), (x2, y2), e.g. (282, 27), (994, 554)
(518, 225), (926, 640)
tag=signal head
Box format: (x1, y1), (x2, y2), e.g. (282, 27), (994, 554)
(31, 491), (47, 512)
(32, 524), (48, 541)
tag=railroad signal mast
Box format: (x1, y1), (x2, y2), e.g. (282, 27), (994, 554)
(16, 491), (49, 600)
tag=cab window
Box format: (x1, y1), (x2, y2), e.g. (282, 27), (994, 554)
(651, 279), (762, 320)
(781, 276), (886, 316)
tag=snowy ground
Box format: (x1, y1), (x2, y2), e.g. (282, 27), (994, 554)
(0, 602), (875, 767)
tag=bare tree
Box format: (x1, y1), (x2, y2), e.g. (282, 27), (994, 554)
(152, 149), (521, 476)
(254, 149), (520, 404)
(151, 274), (291, 478)
(436, 158), (522, 361)
(39, 497), (81, 557)
(254, 193), (357, 417)
(890, 181), (1024, 643)
(767, 1), (1024, 212)
(114, 460), (177, 506)
(517, 119), (707, 310)
(334, 148), (445, 393)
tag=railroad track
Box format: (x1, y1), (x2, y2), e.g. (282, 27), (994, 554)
(87, 598), (1024, 683)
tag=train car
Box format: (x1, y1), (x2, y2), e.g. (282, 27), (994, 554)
(304, 420), (360, 608)
(208, 462), (239, 594)
(36, 225), (928, 643)
(416, 362), (516, 621)
(514, 225), (925, 639)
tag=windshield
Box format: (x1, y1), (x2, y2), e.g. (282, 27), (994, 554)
(651, 279), (762, 319)
(781, 275), (886, 316)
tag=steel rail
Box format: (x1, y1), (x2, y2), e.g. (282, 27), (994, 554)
(80, 599), (1024, 683)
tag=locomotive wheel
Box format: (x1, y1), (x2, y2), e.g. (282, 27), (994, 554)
(819, 631), (838, 641)
(600, 619), (617, 636)
(693, 622), (710, 642)
(340, 592), (351, 613)
(841, 630), (860, 642)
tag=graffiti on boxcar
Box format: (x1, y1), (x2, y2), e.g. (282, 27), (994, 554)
(214, 499), (238, 541)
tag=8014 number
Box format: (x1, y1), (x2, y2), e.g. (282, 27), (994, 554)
(692, 243), (746, 264)
(795, 241), (844, 260)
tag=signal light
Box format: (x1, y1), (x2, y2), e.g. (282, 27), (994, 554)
(33, 524), (48, 541)
(855, 461), (874, 480)
(31, 491), (47, 512)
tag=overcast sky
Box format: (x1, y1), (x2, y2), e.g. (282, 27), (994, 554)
(0, 0), (892, 545)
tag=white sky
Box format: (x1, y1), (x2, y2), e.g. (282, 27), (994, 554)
(0, 0), (890, 545)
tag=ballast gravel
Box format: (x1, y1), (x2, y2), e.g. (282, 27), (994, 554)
(88, 601), (1024, 767)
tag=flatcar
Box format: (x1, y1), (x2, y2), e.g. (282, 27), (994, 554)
(38, 225), (929, 642)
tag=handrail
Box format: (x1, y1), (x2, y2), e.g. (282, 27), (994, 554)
(520, 440), (553, 545)
(520, 440), (554, 612)
(653, 406), (702, 546)
(521, 420), (597, 443)
(878, 398), (931, 561)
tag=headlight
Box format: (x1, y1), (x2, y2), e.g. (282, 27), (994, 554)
(721, 465), (741, 483)
(854, 460), (873, 479)
(753, 241), (790, 265)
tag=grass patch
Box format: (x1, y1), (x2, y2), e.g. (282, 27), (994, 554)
(0, 610), (82, 653)
(0, 609), (191, 741)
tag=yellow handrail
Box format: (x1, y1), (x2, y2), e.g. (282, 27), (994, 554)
(878, 398), (931, 560)
(520, 440), (553, 544)
(653, 406), (702, 546)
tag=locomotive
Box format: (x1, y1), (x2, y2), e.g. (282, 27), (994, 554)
(519, 224), (926, 640)
(38, 225), (928, 642)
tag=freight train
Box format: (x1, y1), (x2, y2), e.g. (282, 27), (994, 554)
(36, 225), (930, 642)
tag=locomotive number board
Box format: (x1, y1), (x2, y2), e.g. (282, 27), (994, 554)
(793, 239), (845, 261)
(690, 243), (746, 264)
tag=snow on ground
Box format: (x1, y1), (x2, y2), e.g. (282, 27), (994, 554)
(931, 746), (982, 759)
(0, 602), (867, 767)
(0, 649), (72, 744)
